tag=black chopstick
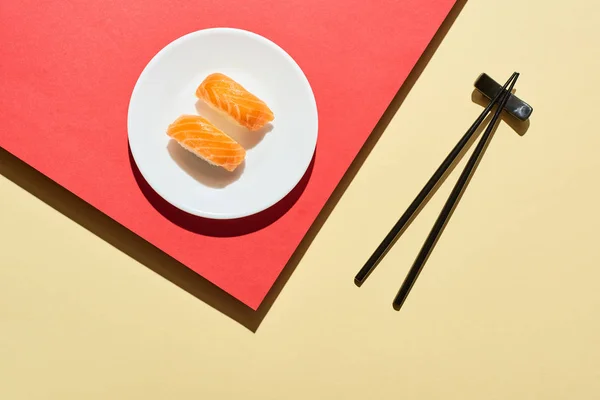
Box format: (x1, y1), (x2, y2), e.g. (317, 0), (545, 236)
(392, 72), (520, 310)
(355, 72), (519, 286)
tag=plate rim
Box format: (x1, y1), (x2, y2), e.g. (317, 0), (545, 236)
(127, 27), (318, 220)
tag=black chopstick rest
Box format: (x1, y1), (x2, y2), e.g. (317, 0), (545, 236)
(474, 73), (533, 121)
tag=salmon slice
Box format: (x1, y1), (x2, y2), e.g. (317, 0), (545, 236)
(167, 115), (246, 172)
(196, 73), (274, 131)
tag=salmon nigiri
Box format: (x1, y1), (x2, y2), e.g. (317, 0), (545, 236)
(196, 73), (274, 131)
(167, 115), (246, 172)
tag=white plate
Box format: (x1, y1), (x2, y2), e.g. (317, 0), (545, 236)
(127, 28), (318, 219)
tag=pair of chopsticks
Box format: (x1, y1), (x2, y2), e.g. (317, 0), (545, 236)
(355, 72), (520, 309)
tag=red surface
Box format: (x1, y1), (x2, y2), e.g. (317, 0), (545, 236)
(0, 0), (456, 309)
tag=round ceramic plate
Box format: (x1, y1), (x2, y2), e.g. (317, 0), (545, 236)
(128, 28), (318, 219)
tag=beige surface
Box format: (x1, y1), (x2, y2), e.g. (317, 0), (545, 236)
(2, 1), (600, 398)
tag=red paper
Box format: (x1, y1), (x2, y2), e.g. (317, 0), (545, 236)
(1, 0), (456, 309)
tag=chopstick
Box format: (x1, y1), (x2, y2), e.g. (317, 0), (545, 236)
(392, 72), (520, 309)
(354, 72), (520, 286)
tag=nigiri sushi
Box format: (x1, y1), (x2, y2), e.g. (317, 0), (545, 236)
(196, 73), (274, 131)
(167, 115), (245, 172)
